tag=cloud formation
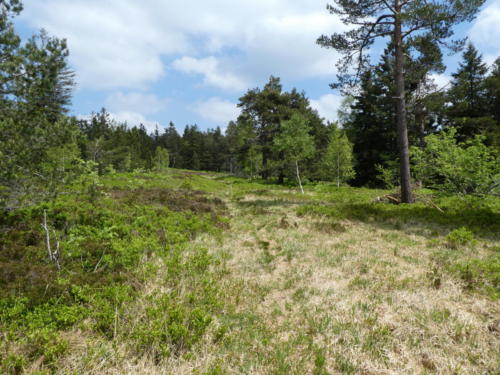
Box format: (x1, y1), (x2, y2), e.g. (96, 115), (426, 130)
(21, 0), (344, 91)
(192, 97), (240, 125)
(310, 94), (343, 123)
(172, 56), (247, 92)
(469, 1), (500, 65)
(105, 92), (169, 115)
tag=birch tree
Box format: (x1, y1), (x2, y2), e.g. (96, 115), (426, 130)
(274, 113), (315, 194)
(322, 127), (355, 187)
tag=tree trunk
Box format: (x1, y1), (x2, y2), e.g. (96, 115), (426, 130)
(337, 151), (340, 188)
(261, 150), (268, 180)
(394, 2), (413, 203)
(278, 172), (284, 184)
(295, 160), (304, 194)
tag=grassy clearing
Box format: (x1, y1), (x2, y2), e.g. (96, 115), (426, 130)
(1, 171), (499, 374)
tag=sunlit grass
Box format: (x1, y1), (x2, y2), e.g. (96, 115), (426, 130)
(1, 170), (498, 374)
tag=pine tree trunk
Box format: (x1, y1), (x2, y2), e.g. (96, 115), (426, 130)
(261, 149), (268, 180)
(394, 1), (413, 203)
(278, 172), (284, 184)
(295, 160), (304, 194)
(337, 151), (340, 188)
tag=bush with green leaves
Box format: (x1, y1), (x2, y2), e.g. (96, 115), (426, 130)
(411, 129), (499, 195)
(445, 227), (476, 249)
(0, 171), (228, 372)
(320, 127), (355, 187)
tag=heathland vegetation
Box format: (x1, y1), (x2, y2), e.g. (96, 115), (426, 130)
(1, 0), (499, 374)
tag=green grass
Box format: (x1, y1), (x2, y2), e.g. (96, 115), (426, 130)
(1, 170), (499, 374)
(0, 170), (229, 373)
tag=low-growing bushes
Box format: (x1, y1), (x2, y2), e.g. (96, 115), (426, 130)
(296, 195), (499, 235)
(0, 172), (228, 373)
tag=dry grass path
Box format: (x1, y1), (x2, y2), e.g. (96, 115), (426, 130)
(58, 188), (499, 374)
(163, 191), (499, 374)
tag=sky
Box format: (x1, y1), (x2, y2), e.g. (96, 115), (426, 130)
(15, 0), (500, 133)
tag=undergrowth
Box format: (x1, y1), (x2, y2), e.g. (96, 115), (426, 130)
(0, 171), (228, 373)
(1, 171), (498, 373)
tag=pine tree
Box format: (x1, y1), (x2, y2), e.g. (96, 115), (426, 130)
(0, 0), (22, 101)
(15, 30), (75, 122)
(237, 76), (327, 181)
(318, 0), (485, 203)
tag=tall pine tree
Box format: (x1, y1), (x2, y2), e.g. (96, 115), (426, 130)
(318, 0), (485, 202)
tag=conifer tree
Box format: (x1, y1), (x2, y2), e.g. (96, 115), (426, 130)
(447, 44), (495, 141)
(484, 58), (500, 148)
(344, 69), (398, 186)
(318, 0), (485, 203)
(0, 0), (22, 101)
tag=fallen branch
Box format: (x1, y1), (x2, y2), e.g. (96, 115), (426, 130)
(384, 194), (401, 204)
(427, 200), (444, 213)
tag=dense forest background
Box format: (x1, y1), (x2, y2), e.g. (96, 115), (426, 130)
(1, 0), (499, 210)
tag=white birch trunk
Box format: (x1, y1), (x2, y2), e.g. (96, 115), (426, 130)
(296, 160), (304, 194)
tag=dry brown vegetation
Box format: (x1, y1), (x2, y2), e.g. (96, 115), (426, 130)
(56, 186), (498, 374)
(3, 173), (498, 374)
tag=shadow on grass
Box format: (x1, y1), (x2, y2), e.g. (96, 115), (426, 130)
(237, 198), (319, 209)
(296, 201), (500, 239)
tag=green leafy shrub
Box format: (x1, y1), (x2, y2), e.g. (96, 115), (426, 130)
(0, 172), (228, 371)
(132, 293), (213, 359)
(445, 227), (476, 249)
(411, 129), (499, 195)
(448, 252), (500, 299)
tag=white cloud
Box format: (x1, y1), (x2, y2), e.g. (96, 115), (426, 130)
(172, 56), (247, 91)
(21, 1), (188, 90)
(109, 111), (160, 134)
(105, 92), (169, 115)
(469, 1), (500, 65)
(429, 73), (452, 90)
(193, 97), (240, 124)
(20, 0), (345, 91)
(310, 94), (343, 122)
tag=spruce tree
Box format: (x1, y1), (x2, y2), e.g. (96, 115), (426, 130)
(343, 70), (398, 186)
(484, 58), (500, 148)
(447, 43), (493, 141)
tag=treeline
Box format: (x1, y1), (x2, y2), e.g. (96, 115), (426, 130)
(78, 110), (232, 173)
(77, 77), (352, 186)
(1, 0), (499, 210)
(78, 41), (500, 192)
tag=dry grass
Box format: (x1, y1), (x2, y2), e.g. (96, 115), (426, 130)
(52, 189), (499, 374)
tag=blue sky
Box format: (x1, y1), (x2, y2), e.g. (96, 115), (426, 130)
(15, 0), (500, 133)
